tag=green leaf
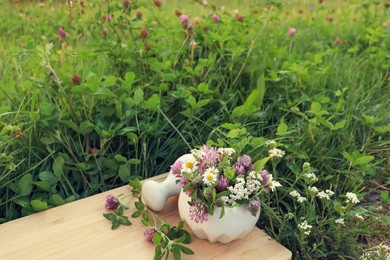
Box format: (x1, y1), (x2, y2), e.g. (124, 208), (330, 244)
(125, 71), (135, 88)
(175, 244), (194, 255)
(131, 211), (142, 218)
(112, 219), (120, 230)
(50, 194), (65, 206)
(114, 154), (128, 163)
(254, 157), (271, 171)
(173, 247), (181, 260)
(53, 156), (65, 179)
(154, 245), (163, 260)
(119, 217), (132, 226)
(31, 200), (48, 212)
(288, 163), (301, 175)
(197, 83), (209, 93)
(353, 156), (374, 166)
(332, 120), (347, 130)
(277, 118), (288, 136)
(104, 75), (117, 87)
(39, 171), (59, 185)
(142, 212), (149, 222)
(153, 233), (163, 245)
(342, 151), (354, 163)
(187, 95), (196, 108)
(311, 101), (321, 114)
(135, 201), (144, 210)
(78, 121), (95, 135)
(116, 205), (125, 216)
(128, 158), (141, 165)
(118, 164), (130, 182)
(18, 174), (33, 196)
(103, 213), (117, 221)
(134, 88), (144, 104)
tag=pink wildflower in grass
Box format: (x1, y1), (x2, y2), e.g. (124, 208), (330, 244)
(136, 10), (143, 19)
(170, 160), (183, 177)
(212, 14), (220, 23)
(288, 27), (297, 36)
(144, 227), (156, 243)
(216, 176), (229, 192)
(105, 194), (119, 210)
(123, 0), (130, 8)
(180, 14), (190, 28)
(189, 40), (196, 48)
(246, 200), (261, 216)
(189, 200), (208, 223)
(57, 26), (68, 40)
(39, 1), (45, 8)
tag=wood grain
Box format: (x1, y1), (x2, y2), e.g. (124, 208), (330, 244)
(0, 173), (292, 260)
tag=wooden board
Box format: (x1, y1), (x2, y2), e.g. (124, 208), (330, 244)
(0, 173), (292, 260)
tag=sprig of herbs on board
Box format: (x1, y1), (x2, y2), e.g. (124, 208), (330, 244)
(103, 178), (194, 260)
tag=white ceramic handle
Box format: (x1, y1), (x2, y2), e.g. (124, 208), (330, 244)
(141, 154), (195, 211)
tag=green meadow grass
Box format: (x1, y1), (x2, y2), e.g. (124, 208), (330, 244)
(0, 0), (389, 259)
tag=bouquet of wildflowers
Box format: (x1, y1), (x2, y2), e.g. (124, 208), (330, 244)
(170, 145), (281, 224)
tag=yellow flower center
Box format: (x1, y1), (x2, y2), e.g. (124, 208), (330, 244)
(185, 162), (194, 169)
(207, 175), (214, 181)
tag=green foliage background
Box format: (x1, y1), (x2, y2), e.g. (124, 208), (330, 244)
(0, 0), (389, 259)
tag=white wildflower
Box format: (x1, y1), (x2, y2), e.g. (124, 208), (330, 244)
(181, 156), (198, 173)
(217, 148), (235, 158)
(335, 218), (345, 225)
(325, 189), (335, 197)
(227, 177), (250, 204)
(298, 220), (313, 236)
(284, 212), (294, 220)
(269, 180), (282, 192)
(346, 192), (360, 204)
(297, 196), (307, 203)
(265, 140), (277, 147)
(308, 186), (319, 194)
(289, 190), (300, 198)
(202, 167), (219, 186)
(304, 172), (318, 182)
(316, 191), (331, 200)
(268, 148), (285, 158)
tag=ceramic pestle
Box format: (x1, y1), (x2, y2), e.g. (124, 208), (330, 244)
(141, 154), (195, 211)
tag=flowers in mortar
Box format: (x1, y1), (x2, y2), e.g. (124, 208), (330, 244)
(170, 145), (280, 223)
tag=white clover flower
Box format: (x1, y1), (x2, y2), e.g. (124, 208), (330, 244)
(346, 192), (360, 204)
(268, 148), (285, 158)
(297, 196), (307, 203)
(335, 218), (345, 225)
(316, 191), (331, 200)
(304, 172), (318, 182)
(289, 190), (300, 198)
(298, 220), (313, 235)
(308, 186), (319, 194)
